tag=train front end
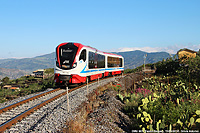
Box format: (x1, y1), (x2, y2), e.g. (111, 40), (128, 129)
(54, 42), (84, 85)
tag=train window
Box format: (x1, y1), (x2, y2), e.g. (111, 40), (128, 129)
(89, 52), (95, 69)
(120, 58), (122, 67)
(57, 43), (78, 70)
(97, 54), (105, 68)
(79, 49), (86, 62)
(89, 52), (105, 69)
(107, 56), (122, 68)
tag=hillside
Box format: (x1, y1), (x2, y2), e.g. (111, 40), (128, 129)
(0, 50), (171, 79)
(0, 68), (28, 79)
(113, 50), (171, 69)
(0, 52), (55, 72)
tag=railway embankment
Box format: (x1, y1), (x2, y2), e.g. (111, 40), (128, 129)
(64, 83), (132, 132)
(63, 73), (148, 132)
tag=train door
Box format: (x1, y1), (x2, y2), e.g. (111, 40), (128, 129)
(79, 49), (87, 75)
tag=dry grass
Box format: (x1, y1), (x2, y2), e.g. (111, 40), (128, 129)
(64, 118), (94, 133)
(64, 84), (111, 133)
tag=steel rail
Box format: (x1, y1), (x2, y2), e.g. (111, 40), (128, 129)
(0, 90), (67, 132)
(0, 88), (60, 114)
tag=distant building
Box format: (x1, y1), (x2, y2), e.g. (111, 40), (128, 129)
(32, 69), (44, 78)
(3, 85), (19, 90)
(177, 48), (197, 60)
(10, 87), (20, 91)
(3, 85), (12, 89)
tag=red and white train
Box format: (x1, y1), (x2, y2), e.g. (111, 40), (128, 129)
(54, 42), (124, 85)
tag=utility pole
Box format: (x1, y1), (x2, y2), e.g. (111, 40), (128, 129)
(143, 54), (147, 71)
(169, 53), (173, 59)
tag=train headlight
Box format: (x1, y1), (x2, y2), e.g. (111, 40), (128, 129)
(72, 62), (77, 68)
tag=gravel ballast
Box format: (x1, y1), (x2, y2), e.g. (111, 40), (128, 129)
(4, 77), (115, 132)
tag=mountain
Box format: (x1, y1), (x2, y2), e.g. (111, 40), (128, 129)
(0, 50), (172, 79)
(113, 50), (171, 69)
(0, 52), (55, 72)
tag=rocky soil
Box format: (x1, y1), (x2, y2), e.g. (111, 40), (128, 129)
(87, 88), (132, 132)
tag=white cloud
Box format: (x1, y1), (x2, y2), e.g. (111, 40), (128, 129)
(116, 47), (162, 53)
(107, 44), (200, 54)
(0, 57), (28, 59)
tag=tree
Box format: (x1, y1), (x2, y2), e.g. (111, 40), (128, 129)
(197, 49), (200, 57)
(44, 68), (54, 75)
(44, 68), (54, 78)
(2, 77), (10, 84)
(28, 76), (35, 81)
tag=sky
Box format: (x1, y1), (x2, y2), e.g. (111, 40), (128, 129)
(0, 0), (200, 58)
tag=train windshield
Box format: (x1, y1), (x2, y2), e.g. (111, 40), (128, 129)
(57, 43), (78, 69)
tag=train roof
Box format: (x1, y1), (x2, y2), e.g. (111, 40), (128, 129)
(58, 42), (123, 58)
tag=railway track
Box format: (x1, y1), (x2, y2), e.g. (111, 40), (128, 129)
(0, 76), (119, 132)
(0, 88), (66, 132)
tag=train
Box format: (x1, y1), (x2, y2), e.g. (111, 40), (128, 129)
(54, 42), (124, 86)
